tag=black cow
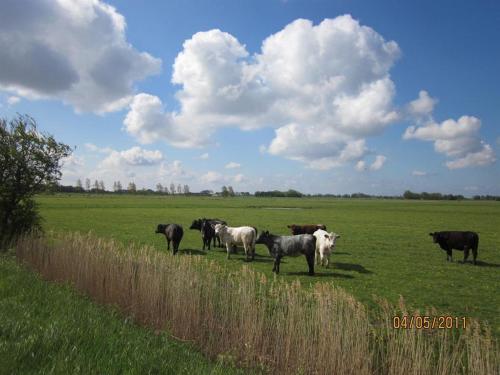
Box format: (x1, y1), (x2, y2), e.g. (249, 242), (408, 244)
(189, 218), (226, 248)
(429, 231), (479, 264)
(156, 224), (184, 255)
(200, 219), (215, 250)
(287, 224), (327, 235)
(256, 231), (316, 275)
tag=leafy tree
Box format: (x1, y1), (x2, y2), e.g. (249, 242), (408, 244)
(156, 183), (163, 193)
(170, 183), (175, 195)
(76, 179), (83, 189)
(183, 184), (190, 195)
(221, 186), (229, 197)
(99, 180), (105, 192)
(227, 186), (235, 197)
(85, 178), (91, 191)
(177, 184), (182, 194)
(0, 115), (71, 248)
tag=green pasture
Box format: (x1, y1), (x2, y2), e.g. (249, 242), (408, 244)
(36, 194), (500, 335)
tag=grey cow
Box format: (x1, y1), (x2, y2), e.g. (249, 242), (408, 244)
(256, 231), (316, 275)
(155, 224), (183, 255)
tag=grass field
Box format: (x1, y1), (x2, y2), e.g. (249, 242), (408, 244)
(36, 194), (500, 335)
(0, 254), (250, 374)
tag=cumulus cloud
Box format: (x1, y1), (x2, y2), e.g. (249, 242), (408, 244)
(200, 171), (225, 185)
(355, 154), (386, 172)
(198, 153), (209, 160)
(404, 115), (495, 169)
(99, 146), (163, 169)
(407, 90), (437, 117)
(225, 162), (241, 169)
(370, 155), (386, 171)
(0, 0), (161, 113)
(124, 15), (401, 168)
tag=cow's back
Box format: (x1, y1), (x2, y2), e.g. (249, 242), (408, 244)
(439, 231), (478, 249)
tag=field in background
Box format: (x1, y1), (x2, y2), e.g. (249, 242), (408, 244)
(37, 194), (500, 334)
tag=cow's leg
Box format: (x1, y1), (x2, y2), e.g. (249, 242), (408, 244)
(207, 236), (211, 251)
(173, 241), (178, 255)
(273, 255), (282, 274)
(463, 247), (470, 263)
(306, 253), (315, 276)
(446, 249), (452, 262)
(325, 255), (330, 268)
(315, 249), (320, 265)
(243, 242), (249, 261)
(226, 243), (231, 259)
(167, 239), (171, 250)
(472, 247), (478, 265)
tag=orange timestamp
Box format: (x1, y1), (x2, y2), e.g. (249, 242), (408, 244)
(393, 315), (468, 330)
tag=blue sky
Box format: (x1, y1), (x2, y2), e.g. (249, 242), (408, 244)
(1, 0), (499, 195)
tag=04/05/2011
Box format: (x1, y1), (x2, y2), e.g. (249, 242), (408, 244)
(393, 315), (468, 330)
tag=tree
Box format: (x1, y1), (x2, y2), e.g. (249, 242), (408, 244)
(0, 115), (71, 248)
(177, 184), (182, 194)
(183, 184), (190, 195)
(127, 182), (137, 193)
(170, 183), (175, 195)
(221, 186), (229, 197)
(76, 179), (83, 189)
(98, 180), (105, 192)
(115, 181), (122, 192)
(227, 186), (235, 197)
(85, 178), (91, 191)
(156, 183), (163, 193)
(93, 180), (99, 192)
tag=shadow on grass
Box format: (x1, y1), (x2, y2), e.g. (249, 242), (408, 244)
(332, 262), (373, 274)
(286, 271), (354, 279)
(333, 252), (351, 256)
(178, 249), (207, 256)
(469, 260), (500, 268)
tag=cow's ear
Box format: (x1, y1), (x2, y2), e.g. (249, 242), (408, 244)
(324, 234), (329, 239)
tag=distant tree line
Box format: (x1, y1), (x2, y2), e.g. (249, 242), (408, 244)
(254, 189), (303, 198)
(403, 190), (465, 200)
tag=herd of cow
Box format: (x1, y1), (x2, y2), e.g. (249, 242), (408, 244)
(155, 219), (341, 275)
(156, 218), (481, 275)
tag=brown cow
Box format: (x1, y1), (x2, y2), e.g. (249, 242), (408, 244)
(287, 224), (327, 235)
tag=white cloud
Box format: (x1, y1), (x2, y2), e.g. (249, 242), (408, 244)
(200, 171), (225, 185)
(124, 15), (400, 168)
(355, 154), (386, 172)
(225, 162), (241, 169)
(233, 173), (246, 183)
(99, 146), (163, 169)
(84, 143), (114, 154)
(0, 0), (161, 113)
(407, 90), (437, 117)
(412, 170), (427, 176)
(198, 153), (209, 160)
(369, 155), (386, 171)
(404, 116), (495, 169)
(7, 96), (20, 106)
(445, 144), (495, 169)
(60, 154), (85, 179)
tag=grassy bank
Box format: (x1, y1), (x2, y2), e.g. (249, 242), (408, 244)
(0, 252), (249, 375)
(15, 232), (499, 374)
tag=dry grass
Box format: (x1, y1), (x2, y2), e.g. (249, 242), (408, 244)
(16, 232), (499, 374)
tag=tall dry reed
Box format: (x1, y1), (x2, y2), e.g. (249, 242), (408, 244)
(15, 233), (499, 374)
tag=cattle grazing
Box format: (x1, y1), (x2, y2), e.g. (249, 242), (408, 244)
(155, 224), (184, 255)
(256, 231), (316, 275)
(189, 218), (227, 248)
(214, 224), (257, 261)
(429, 231), (479, 264)
(313, 229), (340, 268)
(287, 224), (327, 235)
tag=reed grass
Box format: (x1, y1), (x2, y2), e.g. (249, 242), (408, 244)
(16, 232), (499, 374)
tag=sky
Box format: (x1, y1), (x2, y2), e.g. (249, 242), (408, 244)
(1, 0), (499, 195)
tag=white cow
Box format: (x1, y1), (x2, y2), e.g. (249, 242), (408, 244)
(313, 229), (340, 268)
(214, 224), (257, 260)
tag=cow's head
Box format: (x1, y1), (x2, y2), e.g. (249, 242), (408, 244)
(429, 232), (438, 243)
(256, 230), (271, 244)
(190, 219), (202, 230)
(323, 232), (340, 251)
(155, 224), (167, 234)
